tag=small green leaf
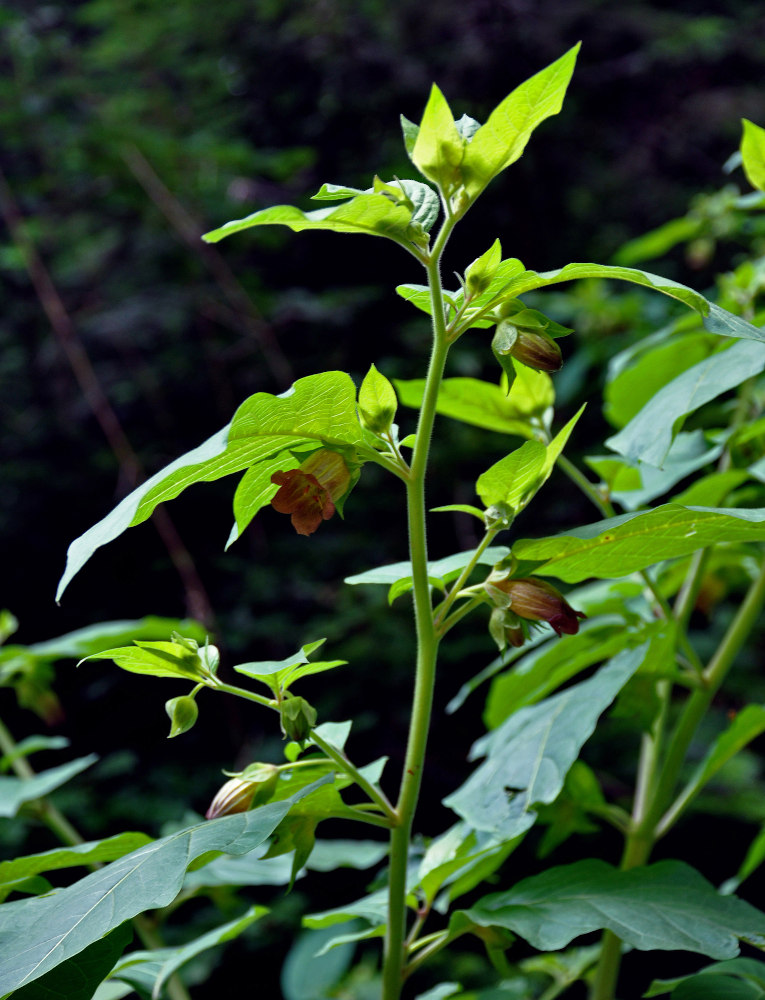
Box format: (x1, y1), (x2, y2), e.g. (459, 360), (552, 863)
(81, 640), (212, 682)
(203, 194), (414, 245)
(464, 859), (765, 959)
(431, 504), (486, 521)
(513, 505), (765, 583)
(165, 695), (199, 738)
(359, 363), (398, 433)
(461, 45), (580, 198)
(411, 84), (465, 190)
(742, 119), (765, 192)
(0, 755), (98, 819)
(400, 115), (420, 156)
(476, 441), (546, 508)
(345, 547), (509, 588)
(465, 239), (502, 298)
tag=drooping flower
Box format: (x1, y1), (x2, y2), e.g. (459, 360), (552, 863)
(510, 329), (562, 372)
(270, 450), (351, 536)
(489, 577), (586, 637)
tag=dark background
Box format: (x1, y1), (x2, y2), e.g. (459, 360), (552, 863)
(3, 1), (765, 995)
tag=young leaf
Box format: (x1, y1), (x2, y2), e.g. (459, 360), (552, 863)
(461, 45), (580, 199)
(742, 119), (765, 192)
(0, 755), (98, 819)
(476, 441), (546, 508)
(465, 239), (502, 298)
(358, 363), (398, 434)
(462, 859), (765, 959)
(81, 640), (213, 682)
(203, 194), (415, 245)
(514, 504), (765, 584)
(607, 340), (765, 467)
(0, 778), (331, 995)
(443, 646), (644, 839)
(411, 85), (465, 191)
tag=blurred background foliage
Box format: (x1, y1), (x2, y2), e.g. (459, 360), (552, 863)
(3, 0), (765, 994)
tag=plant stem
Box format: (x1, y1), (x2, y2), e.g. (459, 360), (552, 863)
(434, 529), (499, 627)
(309, 731), (397, 823)
(382, 224), (454, 1000)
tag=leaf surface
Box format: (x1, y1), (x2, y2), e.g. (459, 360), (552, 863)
(0, 756), (98, 819)
(443, 647), (643, 839)
(513, 505), (765, 583)
(464, 859), (765, 958)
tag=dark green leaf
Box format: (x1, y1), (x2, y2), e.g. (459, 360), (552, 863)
(0, 779), (330, 994)
(444, 647), (643, 839)
(0, 755), (98, 819)
(9, 924), (132, 1000)
(281, 925), (356, 1000)
(465, 859), (765, 958)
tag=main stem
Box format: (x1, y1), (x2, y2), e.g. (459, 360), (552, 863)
(382, 230), (453, 1000)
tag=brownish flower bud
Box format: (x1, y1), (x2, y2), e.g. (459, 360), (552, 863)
(489, 577), (585, 637)
(205, 765), (280, 820)
(510, 329), (562, 372)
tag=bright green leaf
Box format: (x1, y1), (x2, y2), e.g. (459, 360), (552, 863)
(513, 505), (765, 583)
(742, 119), (765, 192)
(411, 84), (465, 190)
(345, 546), (509, 588)
(464, 859), (765, 958)
(359, 363), (398, 433)
(461, 45), (580, 198)
(81, 640), (212, 682)
(203, 194), (414, 245)
(476, 441), (546, 508)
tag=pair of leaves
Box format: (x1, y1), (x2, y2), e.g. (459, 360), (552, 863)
(233, 638), (345, 694)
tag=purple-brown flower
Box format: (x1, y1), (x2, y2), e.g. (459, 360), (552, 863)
(491, 577), (585, 637)
(270, 450), (350, 536)
(510, 329), (562, 372)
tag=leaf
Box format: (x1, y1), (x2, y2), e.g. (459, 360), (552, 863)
(81, 641), (210, 682)
(742, 119), (765, 192)
(0, 755), (98, 818)
(411, 84), (465, 189)
(280, 925), (356, 1000)
(645, 958), (765, 998)
(344, 546), (509, 588)
(0, 735), (70, 772)
(151, 905), (267, 999)
(483, 621), (633, 728)
(606, 340), (765, 467)
(202, 193), (414, 244)
(358, 363), (397, 433)
(461, 45), (580, 198)
(443, 647), (643, 839)
(463, 859), (765, 959)
(57, 373), (365, 601)
(233, 638), (327, 680)
(0, 778), (330, 994)
(0, 834), (153, 901)
(513, 504), (765, 584)
(475, 405), (583, 511)
(395, 375), (546, 438)
(671, 706), (765, 820)
(415, 985), (462, 1000)
(476, 441), (546, 508)
(9, 924), (133, 1000)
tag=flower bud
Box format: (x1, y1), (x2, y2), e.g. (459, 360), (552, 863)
(165, 695), (198, 738)
(487, 577), (585, 637)
(502, 324), (562, 373)
(279, 695), (318, 746)
(205, 764), (280, 820)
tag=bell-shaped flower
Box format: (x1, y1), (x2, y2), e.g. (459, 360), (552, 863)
(489, 577), (585, 637)
(270, 450), (351, 536)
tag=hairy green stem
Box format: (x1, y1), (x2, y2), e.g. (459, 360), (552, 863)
(434, 528), (499, 627)
(382, 226), (454, 1000)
